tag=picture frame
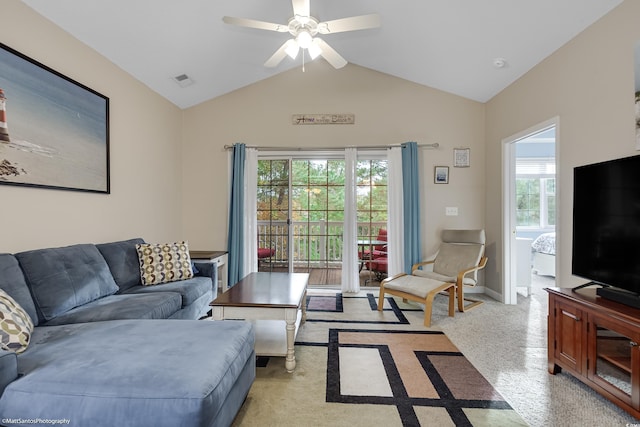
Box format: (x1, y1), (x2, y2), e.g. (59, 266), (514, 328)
(453, 148), (470, 168)
(0, 42), (110, 193)
(434, 166), (449, 184)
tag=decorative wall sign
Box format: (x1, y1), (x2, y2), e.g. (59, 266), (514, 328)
(434, 166), (449, 184)
(0, 43), (110, 193)
(453, 148), (470, 168)
(292, 113), (355, 125)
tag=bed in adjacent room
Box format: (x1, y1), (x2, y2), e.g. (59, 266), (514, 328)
(531, 232), (555, 277)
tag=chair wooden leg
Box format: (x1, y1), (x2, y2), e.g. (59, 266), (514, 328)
(457, 284), (483, 312)
(377, 287), (385, 312)
(423, 292), (436, 327)
(457, 284), (465, 312)
(447, 286), (455, 318)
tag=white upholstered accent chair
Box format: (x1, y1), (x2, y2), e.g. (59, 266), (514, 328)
(377, 229), (487, 327)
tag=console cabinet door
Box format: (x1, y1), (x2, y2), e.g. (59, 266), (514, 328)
(554, 300), (584, 375)
(588, 314), (640, 409)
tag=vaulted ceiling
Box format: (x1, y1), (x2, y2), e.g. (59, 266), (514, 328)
(22, 0), (623, 109)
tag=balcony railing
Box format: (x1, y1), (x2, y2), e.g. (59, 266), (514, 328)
(258, 220), (386, 267)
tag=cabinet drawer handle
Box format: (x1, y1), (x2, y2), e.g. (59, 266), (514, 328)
(562, 310), (580, 321)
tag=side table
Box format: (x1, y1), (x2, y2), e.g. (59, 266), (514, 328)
(190, 251), (228, 293)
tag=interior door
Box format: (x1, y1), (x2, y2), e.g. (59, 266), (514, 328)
(503, 118), (558, 304)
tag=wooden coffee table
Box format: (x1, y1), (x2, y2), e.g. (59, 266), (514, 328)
(210, 272), (308, 373)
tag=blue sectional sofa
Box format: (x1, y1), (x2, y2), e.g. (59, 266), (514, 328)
(0, 239), (255, 427)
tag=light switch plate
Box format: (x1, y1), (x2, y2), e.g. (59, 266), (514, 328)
(445, 207), (458, 216)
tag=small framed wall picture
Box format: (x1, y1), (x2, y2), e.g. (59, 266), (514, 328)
(454, 148), (471, 167)
(434, 166), (449, 184)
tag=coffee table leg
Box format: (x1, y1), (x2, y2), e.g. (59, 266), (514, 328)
(302, 290), (307, 324)
(285, 308), (297, 373)
(212, 306), (224, 321)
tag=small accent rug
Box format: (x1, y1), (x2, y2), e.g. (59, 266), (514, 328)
(233, 290), (527, 427)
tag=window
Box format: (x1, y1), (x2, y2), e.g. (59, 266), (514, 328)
(356, 159), (388, 239)
(516, 177), (555, 228)
(515, 153), (555, 230)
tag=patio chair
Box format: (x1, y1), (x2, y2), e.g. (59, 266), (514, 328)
(257, 247), (275, 267)
(365, 256), (388, 282)
(358, 228), (387, 272)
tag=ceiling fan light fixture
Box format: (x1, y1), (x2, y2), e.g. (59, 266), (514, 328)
(296, 30), (313, 49)
(285, 40), (300, 59)
(308, 39), (322, 59)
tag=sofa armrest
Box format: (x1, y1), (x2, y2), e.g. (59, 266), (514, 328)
(193, 261), (218, 300)
(0, 349), (18, 397)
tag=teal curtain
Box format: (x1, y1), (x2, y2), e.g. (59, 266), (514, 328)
(401, 141), (422, 273)
(227, 143), (246, 286)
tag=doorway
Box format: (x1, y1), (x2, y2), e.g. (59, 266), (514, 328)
(503, 118), (558, 304)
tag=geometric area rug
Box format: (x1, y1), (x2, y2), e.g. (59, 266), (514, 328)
(234, 291), (527, 427)
(326, 328), (526, 426)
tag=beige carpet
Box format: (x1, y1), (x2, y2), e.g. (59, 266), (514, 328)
(232, 290), (526, 426)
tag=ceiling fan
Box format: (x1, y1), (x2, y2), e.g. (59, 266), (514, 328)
(223, 0), (380, 69)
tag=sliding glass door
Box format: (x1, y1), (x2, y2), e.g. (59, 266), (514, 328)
(256, 153), (387, 286)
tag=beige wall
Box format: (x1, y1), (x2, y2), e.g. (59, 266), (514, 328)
(1, 1), (184, 252)
(485, 0), (639, 292)
(182, 61), (486, 260)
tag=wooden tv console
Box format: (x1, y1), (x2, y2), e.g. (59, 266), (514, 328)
(546, 287), (640, 418)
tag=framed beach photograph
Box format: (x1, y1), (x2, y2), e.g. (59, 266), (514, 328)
(0, 43), (109, 193)
(434, 166), (449, 184)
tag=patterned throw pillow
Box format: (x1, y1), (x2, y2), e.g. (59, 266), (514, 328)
(0, 288), (34, 354)
(136, 241), (194, 286)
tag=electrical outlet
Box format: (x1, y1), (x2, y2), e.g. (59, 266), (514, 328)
(445, 207), (458, 216)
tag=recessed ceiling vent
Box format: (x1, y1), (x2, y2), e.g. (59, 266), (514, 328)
(172, 74), (194, 88)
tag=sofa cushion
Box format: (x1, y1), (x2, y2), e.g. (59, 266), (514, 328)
(42, 293), (182, 326)
(16, 244), (119, 322)
(0, 319), (255, 427)
(0, 349), (17, 398)
(123, 276), (211, 307)
(96, 238), (145, 292)
(167, 292), (212, 320)
(0, 254), (38, 326)
(0, 289), (34, 354)
(136, 241), (193, 286)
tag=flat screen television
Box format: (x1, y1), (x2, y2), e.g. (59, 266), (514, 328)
(573, 154), (640, 308)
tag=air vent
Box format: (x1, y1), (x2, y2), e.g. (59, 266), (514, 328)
(172, 74), (194, 88)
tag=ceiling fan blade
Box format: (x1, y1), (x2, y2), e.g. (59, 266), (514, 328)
(318, 13), (381, 34)
(264, 40), (297, 67)
(314, 39), (347, 69)
(222, 16), (288, 32)
(292, 0), (310, 18)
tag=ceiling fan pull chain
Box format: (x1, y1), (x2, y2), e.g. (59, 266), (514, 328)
(302, 49), (306, 72)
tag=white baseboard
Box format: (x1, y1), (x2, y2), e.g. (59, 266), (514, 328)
(483, 286), (502, 302)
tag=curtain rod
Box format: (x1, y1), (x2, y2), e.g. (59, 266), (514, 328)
(223, 142), (439, 151)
